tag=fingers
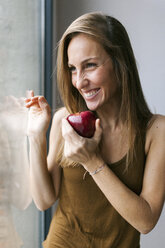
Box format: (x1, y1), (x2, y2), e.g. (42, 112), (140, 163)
(38, 96), (51, 114)
(62, 118), (102, 143)
(25, 97), (51, 122)
(62, 118), (82, 143)
(93, 118), (102, 142)
(25, 95), (47, 108)
(25, 90), (36, 106)
(62, 118), (74, 141)
(25, 96), (39, 103)
(25, 96), (39, 108)
(26, 90), (34, 98)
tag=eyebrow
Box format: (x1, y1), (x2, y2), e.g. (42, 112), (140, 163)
(68, 56), (99, 67)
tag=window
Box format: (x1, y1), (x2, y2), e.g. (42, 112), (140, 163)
(0, 0), (48, 247)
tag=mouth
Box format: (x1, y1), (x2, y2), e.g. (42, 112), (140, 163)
(82, 88), (100, 99)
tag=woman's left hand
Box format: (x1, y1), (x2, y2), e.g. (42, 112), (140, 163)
(62, 118), (102, 165)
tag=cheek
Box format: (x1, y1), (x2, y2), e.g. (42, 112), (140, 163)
(89, 71), (104, 86)
(103, 68), (117, 88)
(91, 66), (114, 86)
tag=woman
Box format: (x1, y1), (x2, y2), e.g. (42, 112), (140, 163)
(25, 12), (165, 248)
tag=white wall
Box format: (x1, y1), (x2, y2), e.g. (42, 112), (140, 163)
(57, 0), (165, 115)
(56, 0), (165, 247)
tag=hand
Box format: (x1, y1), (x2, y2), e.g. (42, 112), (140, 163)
(25, 91), (51, 136)
(62, 118), (102, 165)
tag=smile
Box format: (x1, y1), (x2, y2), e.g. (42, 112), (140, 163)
(83, 89), (100, 99)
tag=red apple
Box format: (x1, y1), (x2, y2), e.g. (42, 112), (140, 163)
(66, 111), (96, 138)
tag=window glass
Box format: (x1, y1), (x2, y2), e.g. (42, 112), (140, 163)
(0, 0), (43, 247)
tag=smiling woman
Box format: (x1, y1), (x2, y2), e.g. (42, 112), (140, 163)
(67, 33), (117, 111)
(25, 12), (165, 248)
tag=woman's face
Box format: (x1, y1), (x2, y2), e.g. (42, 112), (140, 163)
(67, 33), (119, 111)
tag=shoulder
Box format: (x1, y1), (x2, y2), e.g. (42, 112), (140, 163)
(147, 114), (165, 136)
(52, 107), (69, 123)
(48, 107), (69, 167)
(49, 107), (69, 141)
(51, 107), (69, 130)
(145, 114), (165, 153)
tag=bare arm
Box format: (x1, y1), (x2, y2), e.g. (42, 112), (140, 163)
(47, 108), (69, 202)
(62, 115), (165, 234)
(28, 133), (56, 211)
(26, 92), (65, 211)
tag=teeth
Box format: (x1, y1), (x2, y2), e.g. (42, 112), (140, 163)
(84, 90), (99, 98)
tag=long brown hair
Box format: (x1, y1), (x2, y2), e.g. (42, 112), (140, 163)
(56, 12), (152, 169)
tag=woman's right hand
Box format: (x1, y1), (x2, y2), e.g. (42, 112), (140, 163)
(25, 90), (51, 136)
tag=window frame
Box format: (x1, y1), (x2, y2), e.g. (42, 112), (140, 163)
(39, 0), (53, 246)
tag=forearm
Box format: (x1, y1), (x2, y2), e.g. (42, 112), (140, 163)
(84, 158), (154, 234)
(29, 134), (56, 210)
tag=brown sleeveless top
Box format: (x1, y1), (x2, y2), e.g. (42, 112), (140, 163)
(43, 135), (145, 248)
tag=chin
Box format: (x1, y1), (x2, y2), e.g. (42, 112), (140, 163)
(86, 103), (99, 112)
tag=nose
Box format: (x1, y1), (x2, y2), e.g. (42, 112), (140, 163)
(74, 70), (88, 90)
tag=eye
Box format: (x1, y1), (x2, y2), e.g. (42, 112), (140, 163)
(85, 63), (97, 69)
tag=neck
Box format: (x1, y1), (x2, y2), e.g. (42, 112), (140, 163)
(96, 98), (122, 131)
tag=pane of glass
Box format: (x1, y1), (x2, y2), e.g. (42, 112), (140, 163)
(0, 0), (43, 247)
